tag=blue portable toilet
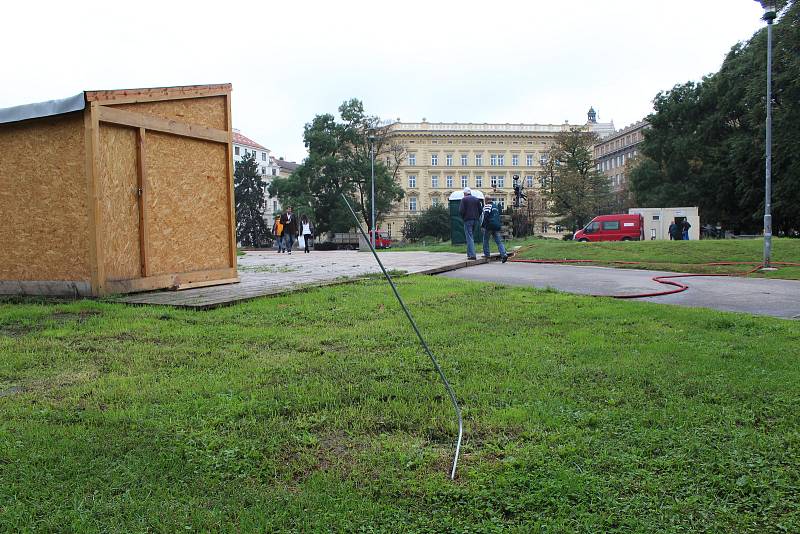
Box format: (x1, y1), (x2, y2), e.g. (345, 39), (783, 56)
(448, 189), (485, 245)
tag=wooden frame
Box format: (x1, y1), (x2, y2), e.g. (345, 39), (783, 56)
(1, 84), (239, 298)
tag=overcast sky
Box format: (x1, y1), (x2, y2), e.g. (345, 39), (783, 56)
(1, 0), (767, 162)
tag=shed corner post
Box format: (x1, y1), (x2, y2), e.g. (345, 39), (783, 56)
(84, 101), (106, 296)
(225, 90), (237, 269)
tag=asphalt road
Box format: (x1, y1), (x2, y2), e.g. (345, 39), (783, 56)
(440, 262), (800, 320)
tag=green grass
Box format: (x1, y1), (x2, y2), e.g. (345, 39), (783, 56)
(388, 236), (538, 254)
(1, 278), (799, 532)
(511, 238), (800, 279)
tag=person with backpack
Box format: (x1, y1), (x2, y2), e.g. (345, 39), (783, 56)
(481, 201), (508, 263)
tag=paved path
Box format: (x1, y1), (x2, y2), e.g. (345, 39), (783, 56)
(440, 262), (800, 319)
(118, 250), (487, 309)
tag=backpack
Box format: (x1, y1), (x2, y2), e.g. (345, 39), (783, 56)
(482, 203), (502, 231)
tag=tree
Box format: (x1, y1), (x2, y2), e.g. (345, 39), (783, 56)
(234, 153), (270, 247)
(630, 0), (800, 234)
(543, 128), (612, 230)
(268, 99), (405, 236)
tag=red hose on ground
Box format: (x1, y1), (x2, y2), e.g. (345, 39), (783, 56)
(507, 258), (800, 299)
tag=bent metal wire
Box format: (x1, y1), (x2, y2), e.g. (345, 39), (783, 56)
(341, 194), (463, 480)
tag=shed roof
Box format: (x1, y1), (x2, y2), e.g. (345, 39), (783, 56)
(0, 84), (232, 126)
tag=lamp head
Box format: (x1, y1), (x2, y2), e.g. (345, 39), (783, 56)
(755, 0), (777, 21)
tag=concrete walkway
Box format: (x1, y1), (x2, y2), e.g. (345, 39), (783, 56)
(440, 262), (800, 320)
(118, 250), (486, 309)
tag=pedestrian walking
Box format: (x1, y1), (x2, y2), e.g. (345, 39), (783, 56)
(279, 207), (298, 254)
(300, 214), (315, 253)
(272, 216), (285, 253)
(481, 201), (508, 263)
(682, 219), (691, 240)
(458, 187), (482, 260)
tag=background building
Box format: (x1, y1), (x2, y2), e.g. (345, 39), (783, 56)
(594, 120), (650, 209)
(232, 129), (282, 219)
(380, 110), (613, 238)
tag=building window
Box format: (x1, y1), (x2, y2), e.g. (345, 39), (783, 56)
(540, 155), (547, 165)
(408, 175), (417, 188)
(461, 154), (468, 166)
(431, 197), (440, 207)
(431, 175), (439, 188)
(461, 175), (468, 188)
(498, 155), (505, 166)
(409, 197), (417, 212)
(272, 168), (277, 176)
(475, 154), (483, 166)
(490, 154), (498, 166)
(273, 200), (278, 212)
(525, 175), (533, 188)
(512, 154), (519, 166)
(262, 152), (267, 161)
(526, 154), (533, 166)
(446, 154), (453, 166)
(261, 166), (267, 175)
(446, 175), (453, 188)
(490, 175), (498, 187)
(621, 154), (625, 165)
(431, 154), (438, 166)
(409, 154), (416, 166)
(475, 175), (483, 187)
(235, 146), (240, 156)
(498, 175), (505, 188)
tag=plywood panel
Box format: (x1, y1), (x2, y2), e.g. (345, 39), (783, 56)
(146, 132), (230, 275)
(111, 96), (227, 130)
(0, 114), (90, 281)
(98, 124), (141, 281)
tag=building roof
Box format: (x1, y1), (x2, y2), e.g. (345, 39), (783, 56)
(0, 84), (231, 126)
(232, 130), (268, 151)
(273, 158), (300, 172)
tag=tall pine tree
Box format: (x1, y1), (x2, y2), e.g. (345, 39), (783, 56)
(234, 153), (270, 247)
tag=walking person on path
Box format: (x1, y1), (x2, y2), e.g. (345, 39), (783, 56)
(682, 219), (692, 240)
(272, 216), (285, 253)
(300, 215), (315, 253)
(280, 207), (298, 254)
(458, 187), (482, 260)
(481, 201), (508, 263)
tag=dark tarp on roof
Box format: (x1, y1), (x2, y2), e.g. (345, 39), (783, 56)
(0, 93), (85, 125)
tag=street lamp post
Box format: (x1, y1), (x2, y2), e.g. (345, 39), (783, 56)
(369, 133), (376, 248)
(756, 0), (777, 269)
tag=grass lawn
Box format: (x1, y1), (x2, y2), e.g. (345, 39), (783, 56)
(1, 278), (799, 532)
(394, 237), (800, 279)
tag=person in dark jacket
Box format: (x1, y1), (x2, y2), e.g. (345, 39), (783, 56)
(682, 219), (691, 240)
(669, 219), (683, 241)
(279, 207), (299, 254)
(458, 187), (482, 260)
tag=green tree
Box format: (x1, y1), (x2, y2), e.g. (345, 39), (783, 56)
(415, 204), (451, 241)
(268, 99), (405, 236)
(234, 153), (270, 247)
(544, 128), (612, 230)
(630, 0), (800, 233)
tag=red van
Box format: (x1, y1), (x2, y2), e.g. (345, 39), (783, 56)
(573, 214), (643, 242)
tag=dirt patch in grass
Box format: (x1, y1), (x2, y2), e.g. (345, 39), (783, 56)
(0, 323), (37, 337)
(50, 310), (101, 323)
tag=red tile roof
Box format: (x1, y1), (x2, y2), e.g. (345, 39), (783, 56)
(232, 130), (268, 151)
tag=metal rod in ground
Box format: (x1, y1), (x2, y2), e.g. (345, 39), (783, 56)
(341, 194), (463, 480)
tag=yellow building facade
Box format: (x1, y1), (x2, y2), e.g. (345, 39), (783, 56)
(380, 118), (611, 238)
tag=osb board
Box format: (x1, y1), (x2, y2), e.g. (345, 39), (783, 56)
(145, 132), (230, 275)
(111, 96), (227, 131)
(98, 124), (141, 281)
(0, 113), (90, 281)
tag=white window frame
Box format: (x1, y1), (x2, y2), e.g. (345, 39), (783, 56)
(446, 175), (453, 188)
(408, 154), (416, 166)
(461, 154), (468, 166)
(446, 154), (453, 166)
(475, 175), (483, 187)
(431, 175), (439, 188)
(408, 175), (417, 188)
(461, 175), (468, 188)
(431, 154), (438, 166)
(526, 154), (534, 166)
(475, 154), (483, 166)
(409, 197), (417, 212)
(511, 154), (519, 166)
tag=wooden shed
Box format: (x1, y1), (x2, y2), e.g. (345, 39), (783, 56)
(0, 84), (239, 297)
